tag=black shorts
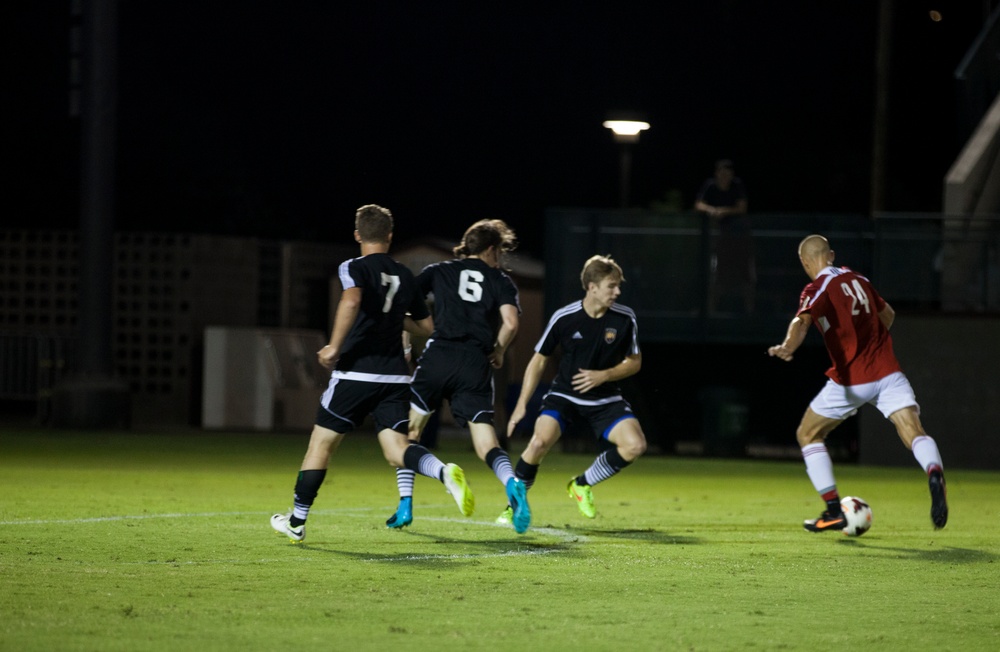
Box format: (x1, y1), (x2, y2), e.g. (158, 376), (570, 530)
(315, 376), (409, 434)
(539, 392), (637, 440)
(410, 340), (494, 427)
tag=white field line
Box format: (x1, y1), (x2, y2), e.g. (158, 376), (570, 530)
(0, 507), (588, 564)
(0, 509), (370, 526)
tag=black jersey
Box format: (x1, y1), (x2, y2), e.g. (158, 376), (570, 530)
(334, 253), (430, 379)
(537, 300), (640, 403)
(417, 258), (520, 354)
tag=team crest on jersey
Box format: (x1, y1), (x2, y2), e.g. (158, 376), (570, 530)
(603, 328), (618, 344)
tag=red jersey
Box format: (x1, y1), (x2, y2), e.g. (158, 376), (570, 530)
(796, 266), (901, 385)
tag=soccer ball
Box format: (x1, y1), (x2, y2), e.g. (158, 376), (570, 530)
(840, 496), (873, 536)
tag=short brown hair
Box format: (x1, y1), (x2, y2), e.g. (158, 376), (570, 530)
(580, 254), (624, 290)
(453, 219), (517, 257)
(355, 204), (393, 243)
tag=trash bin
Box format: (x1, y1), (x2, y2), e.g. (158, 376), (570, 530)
(700, 387), (749, 457)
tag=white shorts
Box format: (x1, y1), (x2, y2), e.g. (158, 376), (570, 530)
(809, 371), (918, 420)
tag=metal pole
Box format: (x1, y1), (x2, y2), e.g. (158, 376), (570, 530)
(78, 0), (117, 376)
(619, 145), (632, 208)
(51, 0), (130, 427)
(870, 0), (892, 214)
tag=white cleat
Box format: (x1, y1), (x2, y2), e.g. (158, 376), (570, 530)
(270, 513), (305, 543)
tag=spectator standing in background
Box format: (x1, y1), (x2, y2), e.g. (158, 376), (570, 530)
(695, 159), (754, 314)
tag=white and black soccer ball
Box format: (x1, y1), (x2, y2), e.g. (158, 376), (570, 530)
(840, 496), (873, 536)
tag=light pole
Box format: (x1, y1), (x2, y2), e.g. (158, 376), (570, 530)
(603, 119), (650, 208)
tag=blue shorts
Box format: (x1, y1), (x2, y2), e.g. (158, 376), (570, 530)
(538, 392), (637, 440)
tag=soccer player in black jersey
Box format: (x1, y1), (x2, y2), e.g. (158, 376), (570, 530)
(270, 205), (475, 543)
(385, 219), (531, 533)
(504, 254), (647, 520)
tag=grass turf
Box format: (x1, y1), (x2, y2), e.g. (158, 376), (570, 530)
(1, 428), (998, 651)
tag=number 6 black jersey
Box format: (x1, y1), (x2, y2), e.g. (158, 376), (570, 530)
(335, 252), (430, 377)
(538, 300), (640, 403)
(417, 258), (520, 354)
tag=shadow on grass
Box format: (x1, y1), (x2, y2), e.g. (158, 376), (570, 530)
(561, 526), (703, 546)
(837, 539), (997, 564)
(295, 531), (578, 565)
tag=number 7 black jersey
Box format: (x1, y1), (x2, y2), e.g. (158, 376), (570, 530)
(417, 258), (520, 354)
(537, 300), (640, 403)
(335, 252), (430, 377)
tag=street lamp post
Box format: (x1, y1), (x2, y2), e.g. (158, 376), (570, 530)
(603, 119), (650, 208)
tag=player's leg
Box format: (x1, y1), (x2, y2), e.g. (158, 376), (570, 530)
(271, 423), (345, 542)
(496, 413), (561, 524)
(468, 421), (530, 533)
(520, 412), (563, 466)
(386, 409), (427, 529)
(888, 405), (947, 528)
(568, 413), (647, 519)
(386, 467), (415, 529)
(378, 429), (475, 517)
(387, 363), (442, 526)
(468, 422), (514, 484)
(517, 411), (562, 483)
(797, 407), (847, 532)
(408, 405), (433, 441)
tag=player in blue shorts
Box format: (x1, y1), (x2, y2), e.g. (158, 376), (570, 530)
(503, 254), (647, 520)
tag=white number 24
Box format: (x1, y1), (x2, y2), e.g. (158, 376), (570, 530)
(840, 279), (871, 315)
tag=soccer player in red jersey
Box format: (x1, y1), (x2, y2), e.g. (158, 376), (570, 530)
(768, 235), (948, 532)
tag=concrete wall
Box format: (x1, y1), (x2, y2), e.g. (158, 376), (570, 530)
(859, 314), (1000, 470)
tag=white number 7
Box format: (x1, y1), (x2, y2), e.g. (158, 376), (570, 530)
(380, 273), (400, 313)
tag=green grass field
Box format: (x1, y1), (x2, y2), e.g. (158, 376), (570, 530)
(2, 427), (998, 651)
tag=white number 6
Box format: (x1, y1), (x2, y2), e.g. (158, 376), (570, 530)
(458, 269), (484, 303)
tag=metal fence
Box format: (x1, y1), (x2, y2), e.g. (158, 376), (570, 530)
(0, 333), (75, 422)
(544, 209), (1000, 344)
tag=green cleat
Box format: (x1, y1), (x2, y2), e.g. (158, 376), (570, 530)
(443, 463), (475, 517)
(567, 478), (596, 518)
(495, 506), (513, 525)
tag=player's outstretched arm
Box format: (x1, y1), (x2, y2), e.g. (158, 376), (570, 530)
(507, 352), (548, 438)
(767, 314), (811, 362)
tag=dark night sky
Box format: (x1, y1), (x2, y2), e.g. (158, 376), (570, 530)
(4, 2), (992, 257)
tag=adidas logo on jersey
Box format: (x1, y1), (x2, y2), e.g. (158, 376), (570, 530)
(572, 331), (583, 340)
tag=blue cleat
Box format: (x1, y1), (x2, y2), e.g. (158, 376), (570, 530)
(505, 478), (531, 534)
(386, 496), (413, 529)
